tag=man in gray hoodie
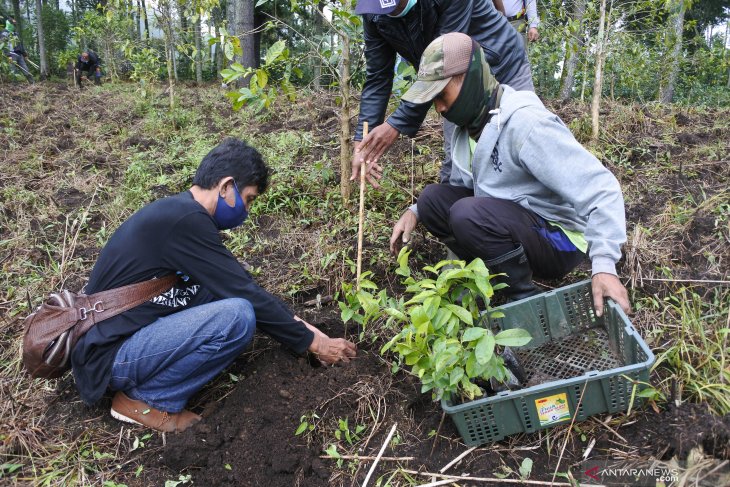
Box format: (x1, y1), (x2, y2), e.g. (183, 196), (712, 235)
(390, 33), (630, 316)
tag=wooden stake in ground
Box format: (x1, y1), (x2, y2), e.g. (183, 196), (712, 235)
(362, 422), (397, 487)
(356, 121), (369, 290)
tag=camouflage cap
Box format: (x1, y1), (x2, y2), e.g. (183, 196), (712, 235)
(402, 33), (475, 105)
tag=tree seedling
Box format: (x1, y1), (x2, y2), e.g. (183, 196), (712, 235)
(381, 248), (531, 403)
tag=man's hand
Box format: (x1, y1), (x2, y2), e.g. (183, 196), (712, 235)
(527, 27), (539, 42)
(299, 318), (357, 365)
(351, 123), (398, 188)
(390, 209), (418, 254)
(591, 273), (630, 318)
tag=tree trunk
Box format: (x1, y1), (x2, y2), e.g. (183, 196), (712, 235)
(590, 0), (607, 141)
(726, 21), (729, 88)
(559, 0), (586, 101)
(231, 0), (256, 86)
(135, 0), (142, 40)
(312, 0), (324, 90)
(194, 17), (203, 84)
(12, 0), (23, 39)
(169, 9), (178, 82)
(156, 1), (175, 108)
(140, 0), (150, 40)
(166, 42), (175, 108)
(659, 0), (685, 104)
(339, 31), (352, 203)
(35, 0), (48, 80)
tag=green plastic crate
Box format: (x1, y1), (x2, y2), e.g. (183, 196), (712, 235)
(441, 280), (655, 446)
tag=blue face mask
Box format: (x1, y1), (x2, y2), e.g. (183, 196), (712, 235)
(213, 181), (248, 230)
(389, 0), (417, 18)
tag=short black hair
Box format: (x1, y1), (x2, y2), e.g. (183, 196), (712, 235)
(193, 138), (269, 194)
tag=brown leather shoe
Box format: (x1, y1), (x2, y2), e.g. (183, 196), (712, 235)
(111, 391), (201, 433)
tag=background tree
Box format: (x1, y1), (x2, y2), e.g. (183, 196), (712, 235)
(227, 0), (256, 86)
(659, 0), (688, 103)
(34, 0), (47, 79)
(559, 0), (586, 101)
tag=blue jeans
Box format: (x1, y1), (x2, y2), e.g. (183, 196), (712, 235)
(109, 298), (255, 412)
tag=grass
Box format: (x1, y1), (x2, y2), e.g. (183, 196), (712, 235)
(641, 287), (730, 415)
(0, 80), (729, 485)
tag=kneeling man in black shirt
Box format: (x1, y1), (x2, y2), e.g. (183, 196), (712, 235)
(72, 138), (357, 433)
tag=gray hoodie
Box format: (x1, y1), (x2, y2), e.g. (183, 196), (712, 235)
(416, 86), (626, 276)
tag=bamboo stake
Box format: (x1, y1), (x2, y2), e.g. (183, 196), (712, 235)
(356, 121), (368, 290)
(362, 422), (397, 487)
(320, 455), (414, 461)
(439, 446), (477, 473)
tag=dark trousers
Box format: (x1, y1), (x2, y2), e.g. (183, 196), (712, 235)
(418, 184), (585, 279)
(76, 67), (101, 85)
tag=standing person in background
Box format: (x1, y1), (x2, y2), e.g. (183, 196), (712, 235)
(502, 0), (540, 45)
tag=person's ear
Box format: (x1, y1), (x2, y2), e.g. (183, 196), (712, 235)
(218, 177), (234, 197)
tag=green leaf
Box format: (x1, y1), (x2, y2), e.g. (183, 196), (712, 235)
(384, 307), (407, 322)
(357, 291), (379, 316)
(396, 247), (412, 277)
(265, 40), (287, 65)
(519, 458), (533, 479)
(449, 367), (464, 386)
(224, 41), (234, 61)
(423, 295), (441, 319)
(380, 333), (401, 354)
(474, 274), (493, 300)
(405, 289), (437, 306)
(462, 327), (486, 342)
(340, 306), (355, 323)
(494, 328), (532, 347)
(431, 308), (451, 330)
(324, 444), (340, 458)
(295, 422), (309, 435)
(410, 306), (429, 327)
(475, 333), (496, 364)
(257, 69), (268, 89)
(445, 304), (473, 326)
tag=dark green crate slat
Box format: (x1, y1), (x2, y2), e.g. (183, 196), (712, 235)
(442, 281), (655, 446)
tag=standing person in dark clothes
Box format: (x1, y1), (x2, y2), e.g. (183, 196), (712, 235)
(75, 50), (102, 86)
(72, 138), (357, 433)
(351, 0), (535, 187)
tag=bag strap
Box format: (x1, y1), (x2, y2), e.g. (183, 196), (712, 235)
(72, 274), (178, 339)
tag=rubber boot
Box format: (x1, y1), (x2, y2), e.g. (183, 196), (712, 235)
(486, 245), (541, 302)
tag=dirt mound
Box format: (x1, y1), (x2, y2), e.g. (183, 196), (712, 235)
(620, 403), (730, 461)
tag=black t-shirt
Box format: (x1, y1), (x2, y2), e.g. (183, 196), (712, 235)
(71, 191), (314, 405)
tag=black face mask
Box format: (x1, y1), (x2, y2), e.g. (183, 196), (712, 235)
(442, 43), (498, 139)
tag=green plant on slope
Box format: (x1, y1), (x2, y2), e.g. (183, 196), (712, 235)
(646, 286), (730, 415)
(381, 248), (531, 402)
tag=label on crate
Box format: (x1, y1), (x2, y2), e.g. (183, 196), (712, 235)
(535, 393), (571, 426)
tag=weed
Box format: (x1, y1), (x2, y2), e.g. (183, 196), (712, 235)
(645, 287), (730, 414)
(333, 417), (366, 446)
(295, 412), (321, 438)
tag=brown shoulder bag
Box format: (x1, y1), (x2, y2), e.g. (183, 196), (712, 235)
(22, 275), (178, 379)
